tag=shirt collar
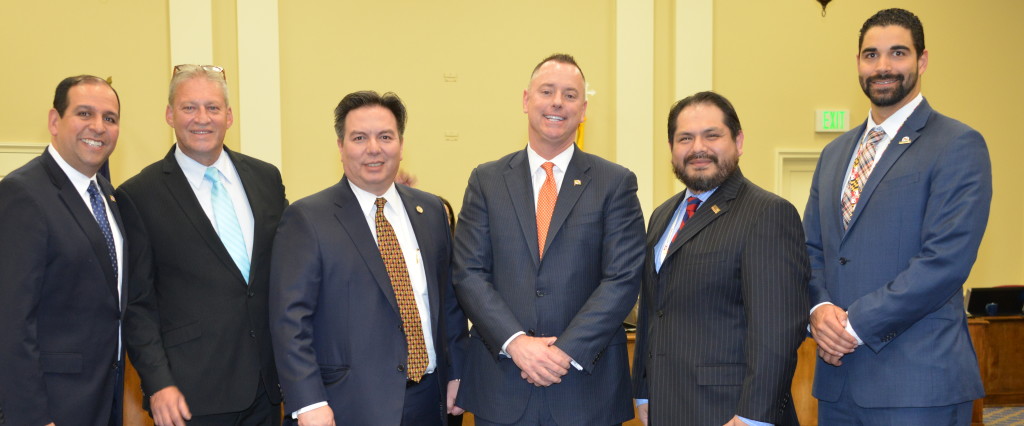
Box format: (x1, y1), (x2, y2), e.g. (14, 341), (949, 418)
(175, 145), (232, 190)
(47, 144), (95, 195)
(526, 143), (574, 175)
(684, 187), (717, 204)
(866, 93), (924, 137)
(348, 179), (402, 219)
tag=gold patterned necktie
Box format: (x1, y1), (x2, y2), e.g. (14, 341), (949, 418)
(841, 127), (886, 229)
(374, 197), (429, 381)
(536, 162), (557, 259)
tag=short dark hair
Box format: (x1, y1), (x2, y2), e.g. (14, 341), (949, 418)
(667, 91), (742, 144)
(530, 53), (586, 84)
(333, 91), (407, 140)
(859, 8), (925, 56)
(53, 75), (120, 117)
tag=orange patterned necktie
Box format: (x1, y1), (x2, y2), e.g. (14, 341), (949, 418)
(536, 162), (557, 259)
(374, 197), (429, 381)
(841, 127), (885, 230)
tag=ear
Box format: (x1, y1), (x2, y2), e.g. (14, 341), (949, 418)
(735, 130), (745, 156)
(917, 49), (929, 75)
(48, 109), (60, 140)
(165, 104), (174, 126)
(225, 106), (234, 128)
(522, 89), (529, 114)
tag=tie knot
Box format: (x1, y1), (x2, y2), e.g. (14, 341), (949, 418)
(204, 166), (222, 183)
(87, 180), (100, 196)
(866, 127), (886, 144)
(685, 196), (701, 213)
(375, 197), (387, 210)
(541, 162), (555, 177)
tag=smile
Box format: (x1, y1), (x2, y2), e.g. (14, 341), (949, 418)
(81, 138), (104, 147)
(544, 115), (565, 122)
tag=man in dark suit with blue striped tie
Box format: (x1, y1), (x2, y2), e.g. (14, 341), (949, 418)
(632, 91), (809, 426)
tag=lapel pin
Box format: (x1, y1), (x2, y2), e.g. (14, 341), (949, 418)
(109, 194), (116, 203)
(415, 205), (424, 214)
(573, 179), (581, 186)
(898, 136), (912, 145)
(711, 205), (721, 214)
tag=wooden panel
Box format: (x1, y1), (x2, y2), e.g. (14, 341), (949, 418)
(980, 316), (1024, 407)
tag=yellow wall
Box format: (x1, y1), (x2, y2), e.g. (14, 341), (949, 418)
(0, 0), (1019, 287)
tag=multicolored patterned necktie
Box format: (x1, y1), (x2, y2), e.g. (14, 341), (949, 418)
(374, 197), (429, 381)
(841, 127), (886, 229)
(536, 162), (557, 259)
(671, 196), (702, 242)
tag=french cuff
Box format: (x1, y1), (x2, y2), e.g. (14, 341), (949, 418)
(293, 401), (328, 419)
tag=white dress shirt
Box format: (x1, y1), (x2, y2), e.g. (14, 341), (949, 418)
(174, 146), (255, 260)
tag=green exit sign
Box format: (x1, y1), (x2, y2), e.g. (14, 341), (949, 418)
(816, 109), (850, 132)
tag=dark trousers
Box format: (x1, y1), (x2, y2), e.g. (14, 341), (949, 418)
(402, 371), (444, 426)
(819, 380), (973, 426)
(186, 380), (282, 426)
(473, 386), (621, 426)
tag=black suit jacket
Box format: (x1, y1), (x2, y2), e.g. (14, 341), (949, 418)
(117, 146), (285, 415)
(632, 170), (809, 425)
(270, 177), (466, 424)
(453, 147), (646, 426)
(0, 149), (126, 426)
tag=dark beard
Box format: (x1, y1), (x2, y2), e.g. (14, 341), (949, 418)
(860, 71), (917, 107)
(673, 152), (737, 193)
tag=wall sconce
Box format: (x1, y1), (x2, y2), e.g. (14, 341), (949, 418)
(818, 0), (832, 17)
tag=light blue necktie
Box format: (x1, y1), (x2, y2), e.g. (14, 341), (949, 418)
(204, 167), (250, 283)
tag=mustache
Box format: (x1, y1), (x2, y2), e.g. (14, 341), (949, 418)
(685, 152), (719, 164)
(867, 73), (904, 84)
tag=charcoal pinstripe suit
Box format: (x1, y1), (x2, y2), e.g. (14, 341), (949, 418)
(632, 169), (809, 425)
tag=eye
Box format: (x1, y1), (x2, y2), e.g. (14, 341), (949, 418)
(893, 50), (906, 57)
(706, 133), (721, 141)
(863, 52), (877, 59)
(104, 116), (118, 124)
(541, 89), (552, 96)
(182, 105), (195, 112)
(77, 111), (91, 118)
(565, 93), (577, 100)
(208, 106), (220, 112)
(352, 135), (364, 141)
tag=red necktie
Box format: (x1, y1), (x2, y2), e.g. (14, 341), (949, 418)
(671, 196), (702, 242)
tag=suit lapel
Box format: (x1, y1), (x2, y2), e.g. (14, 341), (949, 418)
(398, 186), (441, 332)
(503, 149), (542, 268)
(158, 147), (247, 285)
(543, 148), (591, 262)
(97, 175), (129, 311)
(230, 150), (271, 279)
(826, 122), (866, 242)
(41, 151), (120, 301)
(333, 178), (401, 316)
(664, 169), (745, 260)
(845, 100), (932, 235)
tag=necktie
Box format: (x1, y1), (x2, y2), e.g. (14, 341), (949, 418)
(841, 127), (886, 229)
(204, 167), (250, 282)
(374, 197), (429, 381)
(87, 181), (118, 278)
(671, 196), (702, 242)
(536, 162), (557, 259)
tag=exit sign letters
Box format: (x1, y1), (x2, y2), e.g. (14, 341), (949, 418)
(816, 109), (850, 133)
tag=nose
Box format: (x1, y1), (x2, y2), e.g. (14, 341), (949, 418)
(195, 107), (212, 123)
(88, 115), (107, 134)
(366, 137), (383, 154)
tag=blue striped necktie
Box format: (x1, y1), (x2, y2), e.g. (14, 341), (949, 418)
(87, 181), (118, 278)
(204, 167), (250, 283)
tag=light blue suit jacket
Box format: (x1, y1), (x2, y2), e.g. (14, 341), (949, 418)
(803, 98), (989, 407)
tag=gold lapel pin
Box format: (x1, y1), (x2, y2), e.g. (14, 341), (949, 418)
(898, 136), (912, 145)
(573, 179), (581, 186)
(415, 206), (424, 214)
(109, 194), (116, 203)
(711, 205), (721, 214)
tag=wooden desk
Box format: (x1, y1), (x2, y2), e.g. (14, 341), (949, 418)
(971, 316), (1024, 407)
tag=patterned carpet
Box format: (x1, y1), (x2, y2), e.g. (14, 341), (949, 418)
(987, 406), (1024, 426)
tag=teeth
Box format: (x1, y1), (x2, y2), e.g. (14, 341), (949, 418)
(544, 115), (565, 122)
(367, 162), (384, 167)
(82, 139), (102, 147)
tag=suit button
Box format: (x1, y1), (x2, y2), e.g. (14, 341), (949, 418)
(536, 290), (545, 297)
(527, 329), (536, 336)
(657, 310), (664, 318)
(839, 257), (848, 265)
(249, 330), (256, 338)
(397, 364), (405, 372)
(247, 290), (255, 297)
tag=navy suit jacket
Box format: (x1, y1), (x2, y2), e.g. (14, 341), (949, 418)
(0, 149), (127, 426)
(117, 146), (285, 415)
(453, 146), (645, 426)
(803, 99), (989, 407)
(632, 170), (809, 425)
(270, 177), (466, 425)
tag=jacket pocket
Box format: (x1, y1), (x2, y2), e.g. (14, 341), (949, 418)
(40, 352), (83, 374)
(696, 364), (744, 386)
(162, 321), (202, 348)
(319, 364), (350, 385)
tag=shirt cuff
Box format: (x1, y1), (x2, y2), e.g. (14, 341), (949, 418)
(738, 415), (773, 426)
(500, 331), (526, 357)
(293, 401), (328, 419)
(845, 316), (864, 346)
(636, 399), (649, 407)
(570, 359), (582, 371)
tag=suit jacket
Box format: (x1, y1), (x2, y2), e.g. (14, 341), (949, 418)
(269, 177), (466, 424)
(803, 98), (989, 407)
(0, 149), (126, 426)
(117, 146), (285, 415)
(631, 169), (809, 425)
(453, 146), (645, 426)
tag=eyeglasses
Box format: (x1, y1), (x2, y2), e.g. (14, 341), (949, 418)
(172, 64), (226, 80)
